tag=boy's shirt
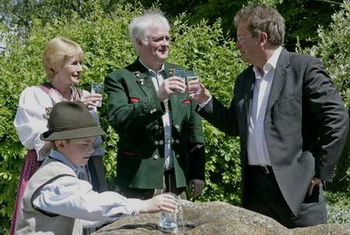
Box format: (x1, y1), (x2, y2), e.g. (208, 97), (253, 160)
(32, 149), (142, 227)
(49, 148), (85, 176)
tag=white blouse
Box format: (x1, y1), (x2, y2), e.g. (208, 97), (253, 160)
(14, 86), (104, 161)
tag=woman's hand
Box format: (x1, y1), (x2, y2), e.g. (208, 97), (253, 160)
(81, 93), (102, 109)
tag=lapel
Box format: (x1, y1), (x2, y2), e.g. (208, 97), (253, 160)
(266, 48), (291, 111)
(235, 69), (255, 165)
(126, 59), (155, 97)
(163, 63), (173, 79)
(242, 68), (256, 135)
(127, 60), (186, 115)
(227, 66), (255, 144)
(126, 60), (183, 112)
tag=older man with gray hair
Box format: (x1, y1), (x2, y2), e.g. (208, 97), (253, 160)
(104, 12), (206, 200)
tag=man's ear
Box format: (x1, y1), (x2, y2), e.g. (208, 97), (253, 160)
(136, 38), (143, 47)
(259, 32), (268, 45)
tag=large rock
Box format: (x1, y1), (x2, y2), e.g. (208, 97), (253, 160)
(92, 201), (350, 234)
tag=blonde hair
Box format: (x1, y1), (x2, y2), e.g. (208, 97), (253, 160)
(42, 37), (84, 80)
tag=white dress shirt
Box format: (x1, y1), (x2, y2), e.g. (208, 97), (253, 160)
(247, 46), (282, 166)
(139, 59), (174, 170)
(32, 149), (142, 229)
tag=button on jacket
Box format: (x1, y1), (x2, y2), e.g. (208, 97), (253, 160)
(105, 59), (206, 189)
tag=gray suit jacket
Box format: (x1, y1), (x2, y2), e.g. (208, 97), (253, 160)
(198, 48), (349, 216)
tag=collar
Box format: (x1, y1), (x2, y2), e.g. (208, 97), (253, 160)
(138, 58), (165, 74)
(253, 46), (282, 79)
(49, 149), (84, 176)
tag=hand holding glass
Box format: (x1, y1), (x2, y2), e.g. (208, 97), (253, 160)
(173, 68), (186, 80)
(186, 71), (200, 95)
(159, 193), (178, 232)
(173, 68), (186, 93)
(91, 83), (104, 107)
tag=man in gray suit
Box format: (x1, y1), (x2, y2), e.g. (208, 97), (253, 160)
(192, 4), (349, 228)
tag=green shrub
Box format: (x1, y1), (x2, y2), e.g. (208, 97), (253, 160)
(306, 1), (350, 107)
(304, 0), (350, 195)
(1, 0), (349, 232)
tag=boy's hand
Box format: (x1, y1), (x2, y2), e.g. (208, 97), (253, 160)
(139, 194), (178, 214)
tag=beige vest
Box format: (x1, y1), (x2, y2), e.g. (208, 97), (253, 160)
(15, 157), (81, 235)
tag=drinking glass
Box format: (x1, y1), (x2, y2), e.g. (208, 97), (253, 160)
(159, 193), (178, 232)
(173, 68), (186, 84)
(186, 71), (200, 95)
(91, 83), (104, 107)
(172, 68), (187, 93)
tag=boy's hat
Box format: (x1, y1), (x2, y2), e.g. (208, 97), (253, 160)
(40, 101), (105, 141)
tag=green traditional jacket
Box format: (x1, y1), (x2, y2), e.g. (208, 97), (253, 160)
(105, 59), (206, 189)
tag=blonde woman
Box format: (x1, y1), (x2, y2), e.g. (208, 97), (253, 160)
(11, 37), (107, 234)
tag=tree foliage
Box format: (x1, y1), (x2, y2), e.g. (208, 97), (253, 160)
(306, 1), (350, 106)
(276, 0), (342, 50)
(0, 0), (349, 233)
(118, 0), (341, 51)
(1, 0), (341, 51)
(303, 0), (350, 193)
(0, 2), (245, 232)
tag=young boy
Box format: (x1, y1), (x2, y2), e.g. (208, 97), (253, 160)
(15, 101), (177, 234)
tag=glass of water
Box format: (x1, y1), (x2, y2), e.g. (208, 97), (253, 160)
(159, 192), (178, 232)
(91, 83), (104, 107)
(186, 71), (200, 95)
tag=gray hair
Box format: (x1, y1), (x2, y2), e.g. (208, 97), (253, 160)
(129, 12), (170, 48)
(234, 4), (285, 46)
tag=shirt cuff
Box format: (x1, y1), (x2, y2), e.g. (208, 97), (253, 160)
(126, 198), (142, 216)
(197, 95), (213, 110)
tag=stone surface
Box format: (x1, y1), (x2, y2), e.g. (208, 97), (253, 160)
(92, 201), (350, 235)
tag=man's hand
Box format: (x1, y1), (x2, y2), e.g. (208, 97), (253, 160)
(308, 177), (322, 196)
(139, 194), (178, 214)
(157, 77), (186, 102)
(188, 179), (205, 198)
(189, 83), (211, 104)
